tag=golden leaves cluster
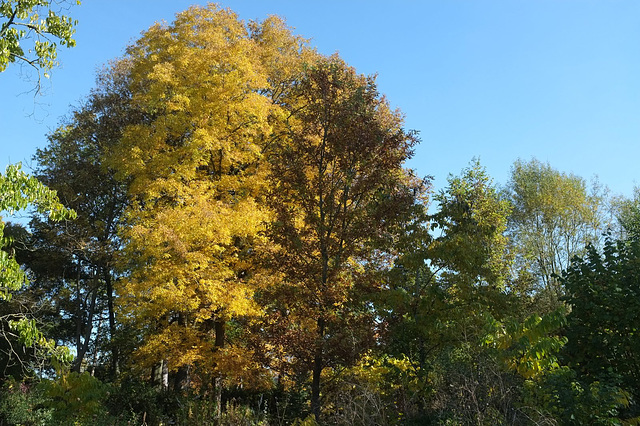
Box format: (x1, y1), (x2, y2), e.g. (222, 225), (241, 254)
(109, 5), (308, 381)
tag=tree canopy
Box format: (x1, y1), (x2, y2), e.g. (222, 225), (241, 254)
(1, 4), (639, 425)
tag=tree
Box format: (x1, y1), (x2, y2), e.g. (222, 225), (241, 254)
(263, 55), (426, 419)
(430, 159), (512, 290)
(379, 161), (517, 422)
(106, 6), (308, 411)
(0, 0), (79, 87)
(0, 163), (75, 377)
(561, 236), (640, 418)
(383, 160), (512, 371)
(0, 0), (79, 381)
(612, 186), (640, 239)
(20, 61), (134, 378)
(0, 164), (73, 297)
(505, 158), (610, 310)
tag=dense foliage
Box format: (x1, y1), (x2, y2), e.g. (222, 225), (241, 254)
(0, 0), (79, 90)
(1, 4), (638, 425)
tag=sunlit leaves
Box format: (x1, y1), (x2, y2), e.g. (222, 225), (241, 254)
(110, 5), (304, 388)
(0, 0), (79, 81)
(484, 310), (567, 379)
(0, 163), (75, 375)
(431, 159), (512, 288)
(262, 55), (426, 415)
(0, 163), (75, 299)
(506, 158), (610, 308)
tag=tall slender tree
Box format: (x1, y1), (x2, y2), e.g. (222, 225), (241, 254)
(505, 158), (610, 310)
(18, 60), (136, 378)
(379, 161), (514, 420)
(263, 55), (426, 418)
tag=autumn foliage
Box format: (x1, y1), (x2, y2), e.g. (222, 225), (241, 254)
(2, 4), (640, 426)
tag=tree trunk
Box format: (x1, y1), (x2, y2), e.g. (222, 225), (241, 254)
(173, 365), (189, 391)
(105, 271), (119, 378)
(213, 319), (225, 417)
(161, 359), (169, 390)
(72, 274), (98, 373)
(151, 363), (158, 387)
(171, 313), (189, 391)
(73, 265), (82, 372)
(311, 316), (325, 420)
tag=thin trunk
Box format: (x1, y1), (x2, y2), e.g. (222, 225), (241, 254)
(311, 177), (329, 420)
(161, 314), (169, 389)
(73, 302), (96, 371)
(90, 317), (102, 375)
(311, 316), (325, 420)
(73, 275), (98, 373)
(73, 265), (82, 372)
(105, 271), (119, 378)
(173, 312), (190, 391)
(214, 319), (225, 417)
(161, 359), (169, 390)
(173, 365), (189, 391)
(151, 363), (158, 387)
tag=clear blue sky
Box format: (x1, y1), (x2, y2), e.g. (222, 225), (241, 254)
(2, 1), (640, 198)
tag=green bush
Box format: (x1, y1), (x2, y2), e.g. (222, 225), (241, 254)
(0, 379), (53, 426)
(39, 372), (109, 425)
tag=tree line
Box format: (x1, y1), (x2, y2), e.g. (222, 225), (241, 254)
(1, 4), (640, 425)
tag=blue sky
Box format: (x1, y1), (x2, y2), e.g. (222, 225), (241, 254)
(2, 0), (640, 198)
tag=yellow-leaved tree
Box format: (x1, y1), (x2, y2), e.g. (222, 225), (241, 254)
(106, 5), (309, 408)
